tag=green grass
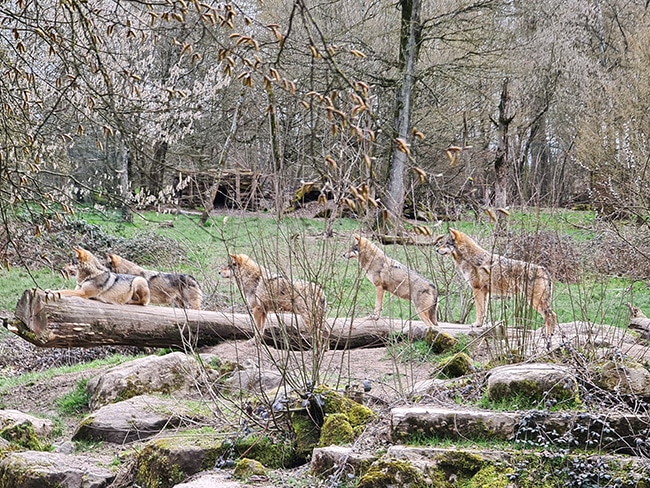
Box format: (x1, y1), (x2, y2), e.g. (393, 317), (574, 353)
(474, 392), (582, 412)
(0, 354), (140, 396)
(405, 432), (515, 452)
(56, 379), (91, 416)
(1, 205), (649, 332)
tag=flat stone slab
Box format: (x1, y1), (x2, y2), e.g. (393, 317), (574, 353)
(487, 363), (578, 402)
(88, 351), (217, 409)
(391, 406), (650, 454)
(173, 473), (244, 487)
(0, 451), (114, 488)
(0, 409), (54, 437)
(73, 394), (211, 444)
(311, 445), (378, 477)
(391, 407), (519, 442)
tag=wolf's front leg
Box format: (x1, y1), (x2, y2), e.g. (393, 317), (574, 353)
(473, 288), (488, 327)
(370, 287), (385, 320)
(252, 307), (267, 334)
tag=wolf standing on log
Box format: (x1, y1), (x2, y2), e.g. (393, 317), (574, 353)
(344, 235), (438, 327)
(437, 228), (556, 335)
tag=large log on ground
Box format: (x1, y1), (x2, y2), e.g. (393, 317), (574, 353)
(6, 289), (465, 349)
(9, 289), (253, 348)
(629, 317), (650, 341)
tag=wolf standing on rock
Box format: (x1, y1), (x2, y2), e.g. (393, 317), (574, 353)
(437, 228), (557, 336)
(344, 235), (438, 327)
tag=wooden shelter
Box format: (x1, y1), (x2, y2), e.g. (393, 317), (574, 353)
(175, 169), (269, 210)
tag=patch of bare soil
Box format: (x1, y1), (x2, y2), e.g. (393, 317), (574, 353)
(0, 315), (147, 432)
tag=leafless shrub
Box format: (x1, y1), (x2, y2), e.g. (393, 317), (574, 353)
(3, 217), (187, 271)
(502, 230), (582, 284)
(591, 225), (650, 280)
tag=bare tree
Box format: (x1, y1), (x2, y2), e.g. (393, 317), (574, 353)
(383, 0), (422, 229)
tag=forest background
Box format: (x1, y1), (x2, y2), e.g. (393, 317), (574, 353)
(1, 0), (650, 284)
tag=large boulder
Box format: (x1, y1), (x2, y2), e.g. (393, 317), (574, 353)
(595, 359), (650, 397)
(487, 363), (579, 404)
(0, 451), (114, 488)
(87, 352), (218, 409)
(224, 359), (283, 393)
(72, 394), (212, 444)
(0, 410), (54, 437)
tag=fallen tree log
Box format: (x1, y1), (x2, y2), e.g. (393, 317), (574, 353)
(629, 317), (650, 341)
(6, 289), (465, 350)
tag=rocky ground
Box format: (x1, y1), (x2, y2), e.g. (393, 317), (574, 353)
(2, 308), (650, 487)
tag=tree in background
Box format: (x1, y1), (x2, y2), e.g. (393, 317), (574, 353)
(2, 0), (650, 258)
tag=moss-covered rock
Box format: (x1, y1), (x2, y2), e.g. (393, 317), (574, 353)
(317, 386), (376, 431)
(233, 458), (266, 480)
(132, 430), (294, 488)
(134, 434), (221, 488)
(487, 363), (579, 405)
(319, 413), (354, 447)
(425, 329), (458, 354)
(291, 408), (322, 463)
(467, 464), (512, 488)
(291, 386), (376, 462)
(231, 434), (295, 469)
(0, 422), (47, 451)
(595, 359), (650, 397)
(438, 352), (474, 378)
(358, 459), (429, 488)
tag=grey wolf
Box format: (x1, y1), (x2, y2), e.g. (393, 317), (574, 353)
(105, 253), (202, 310)
(437, 228), (556, 335)
(220, 253), (328, 346)
(53, 248), (150, 305)
(626, 302), (646, 319)
(343, 235), (438, 327)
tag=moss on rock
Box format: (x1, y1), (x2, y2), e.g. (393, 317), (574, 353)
(467, 464), (512, 488)
(316, 386), (376, 430)
(438, 352), (474, 378)
(232, 434), (295, 469)
(425, 329), (458, 354)
(233, 458), (266, 480)
(291, 409), (322, 463)
(319, 413), (354, 447)
(437, 450), (484, 475)
(0, 422), (47, 451)
(358, 459), (428, 488)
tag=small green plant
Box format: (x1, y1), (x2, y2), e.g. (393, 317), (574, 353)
(476, 392), (581, 412)
(56, 379), (91, 415)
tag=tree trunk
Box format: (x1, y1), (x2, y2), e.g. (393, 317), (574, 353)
(199, 91), (245, 225)
(266, 86), (285, 218)
(150, 140), (168, 195)
(6, 289), (463, 350)
(384, 0), (422, 227)
(119, 143), (132, 223)
(494, 78), (513, 209)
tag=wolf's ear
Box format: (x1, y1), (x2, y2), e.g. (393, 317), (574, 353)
(449, 228), (462, 241)
(106, 254), (117, 266)
(74, 247), (89, 261)
(353, 235), (361, 243)
(229, 254), (241, 265)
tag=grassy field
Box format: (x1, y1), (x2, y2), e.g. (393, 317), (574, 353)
(1, 206), (649, 331)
